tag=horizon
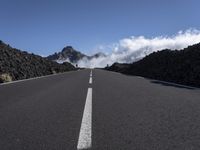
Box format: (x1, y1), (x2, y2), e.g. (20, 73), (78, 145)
(1, 33), (200, 56)
(2, 29), (200, 68)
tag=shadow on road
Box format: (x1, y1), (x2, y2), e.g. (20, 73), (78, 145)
(102, 69), (199, 90)
(150, 80), (197, 90)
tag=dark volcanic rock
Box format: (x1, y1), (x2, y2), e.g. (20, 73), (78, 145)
(107, 43), (200, 87)
(0, 41), (75, 82)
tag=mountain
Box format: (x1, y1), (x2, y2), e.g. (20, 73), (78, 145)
(0, 41), (75, 83)
(47, 46), (106, 63)
(47, 46), (87, 63)
(89, 52), (106, 58)
(106, 43), (200, 87)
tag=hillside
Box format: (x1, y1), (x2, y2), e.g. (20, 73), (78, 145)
(0, 41), (75, 83)
(106, 43), (200, 87)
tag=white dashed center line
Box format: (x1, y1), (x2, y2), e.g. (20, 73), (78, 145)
(77, 70), (93, 149)
(77, 88), (92, 150)
(89, 77), (92, 84)
(89, 70), (92, 84)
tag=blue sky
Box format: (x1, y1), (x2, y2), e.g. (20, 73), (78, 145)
(0, 0), (199, 56)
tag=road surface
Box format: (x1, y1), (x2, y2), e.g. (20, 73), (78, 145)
(0, 69), (200, 150)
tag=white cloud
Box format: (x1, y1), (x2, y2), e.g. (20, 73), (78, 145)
(77, 29), (200, 68)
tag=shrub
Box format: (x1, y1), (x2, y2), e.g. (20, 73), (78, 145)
(0, 73), (12, 83)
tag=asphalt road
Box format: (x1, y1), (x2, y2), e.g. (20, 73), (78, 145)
(0, 69), (200, 150)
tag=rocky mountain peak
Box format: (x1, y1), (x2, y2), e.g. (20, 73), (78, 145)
(62, 46), (75, 53)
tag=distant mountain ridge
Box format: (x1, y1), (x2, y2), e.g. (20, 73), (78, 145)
(0, 40), (75, 83)
(47, 46), (87, 63)
(47, 46), (106, 63)
(106, 43), (200, 87)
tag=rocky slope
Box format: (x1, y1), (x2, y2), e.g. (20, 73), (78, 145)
(0, 41), (75, 83)
(106, 43), (200, 87)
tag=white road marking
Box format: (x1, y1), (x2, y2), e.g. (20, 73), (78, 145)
(89, 77), (92, 84)
(90, 70), (92, 77)
(77, 88), (92, 150)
